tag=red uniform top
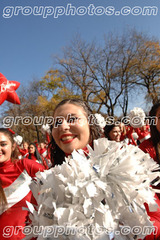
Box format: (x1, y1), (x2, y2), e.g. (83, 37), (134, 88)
(120, 126), (137, 145)
(39, 148), (47, 156)
(0, 158), (45, 240)
(144, 195), (160, 240)
(139, 138), (160, 239)
(135, 126), (150, 143)
(25, 153), (37, 161)
(25, 153), (49, 169)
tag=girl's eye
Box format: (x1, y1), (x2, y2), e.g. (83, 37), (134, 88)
(1, 143), (7, 147)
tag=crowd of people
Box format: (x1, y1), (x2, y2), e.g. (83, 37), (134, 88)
(0, 98), (160, 239)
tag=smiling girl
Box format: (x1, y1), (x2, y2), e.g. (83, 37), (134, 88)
(104, 123), (121, 142)
(50, 99), (102, 166)
(0, 128), (45, 240)
(47, 99), (160, 240)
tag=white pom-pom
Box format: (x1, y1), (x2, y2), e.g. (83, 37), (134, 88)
(94, 113), (106, 131)
(129, 107), (146, 128)
(14, 135), (23, 145)
(41, 124), (51, 134)
(26, 138), (160, 240)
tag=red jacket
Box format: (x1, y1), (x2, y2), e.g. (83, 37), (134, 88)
(0, 158), (45, 240)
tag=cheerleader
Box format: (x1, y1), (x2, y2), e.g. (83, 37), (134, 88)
(0, 128), (45, 240)
(50, 99), (102, 166)
(27, 99), (160, 240)
(48, 99), (160, 239)
(17, 141), (29, 158)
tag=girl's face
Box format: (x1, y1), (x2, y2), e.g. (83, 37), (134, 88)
(109, 126), (121, 142)
(40, 143), (45, 149)
(156, 106), (160, 133)
(52, 103), (90, 154)
(23, 142), (28, 150)
(0, 133), (13, 163)
(28, 144), (35, 154)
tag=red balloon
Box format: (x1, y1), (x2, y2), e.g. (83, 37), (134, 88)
(0, 73), (20, 105)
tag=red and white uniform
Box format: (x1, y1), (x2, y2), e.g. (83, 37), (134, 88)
(25, 153), (37, 161)
(135, 125), (151, 144)
(42, 132), (51, 160)
(39, 132), (51, 167)
(120, 126), (137, 146)
(0, 158), (45, 240)
(39, 148), (47, 157)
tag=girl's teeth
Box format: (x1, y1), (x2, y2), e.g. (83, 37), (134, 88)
(62, 136), (74, 141)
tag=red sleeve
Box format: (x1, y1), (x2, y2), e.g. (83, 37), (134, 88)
(18, 158), (45, 178)
(17, 146), (28, 156)
(144, 194), (160, 239)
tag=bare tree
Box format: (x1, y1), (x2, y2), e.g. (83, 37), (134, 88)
(56, 32), (140, 115)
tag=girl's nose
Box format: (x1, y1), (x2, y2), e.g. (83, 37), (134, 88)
(60, 119), (70, 130)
